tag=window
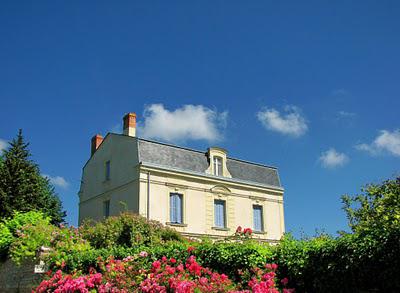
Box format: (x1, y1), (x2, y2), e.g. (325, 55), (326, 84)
(105, 161), (111, 180)
(103, 200), (110, 218)
(213, 156), (223, 176)
(214, 200), (226, 228)
(170, 193), (183, 224)
(253, 205), (264, 232)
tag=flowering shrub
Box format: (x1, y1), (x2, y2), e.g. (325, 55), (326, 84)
(47, 226), (91, 269)
(35, 252), (294, 292)
(0, 211), (49, 258)
(35, 270), (103, 293)
(80, 212), (184, 249)
(240, 263), (295, 293)
(235, 226), (253, 239)
(10, 218), (55, 264)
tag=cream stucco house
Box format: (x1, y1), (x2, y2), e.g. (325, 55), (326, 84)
(79, 113), (285, 242)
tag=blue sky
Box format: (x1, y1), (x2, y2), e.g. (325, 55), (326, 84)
(1, 1), (399, 237)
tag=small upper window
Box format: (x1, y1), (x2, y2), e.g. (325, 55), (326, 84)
(213, 156), (223, 176)
(105, 161), (111, 180)
(103, 200), (110, 218)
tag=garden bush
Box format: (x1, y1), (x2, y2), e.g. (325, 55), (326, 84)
(5, 177), (400, 292)
(0, 210), (50, 259)
(35, 252), (294, 292)
(2, 211), (91, 265)
(80, 212), (184, 249)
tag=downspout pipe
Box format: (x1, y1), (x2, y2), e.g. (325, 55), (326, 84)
(147, 171), (150, 220)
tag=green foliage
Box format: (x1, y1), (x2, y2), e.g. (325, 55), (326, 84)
(0, 224), (12, 258)
(3, 177), (399, 291)
(48, 226), (92, 265)
(2, 211), (90, 265)
(271, 229), (400, 292)
(271, 177), (400, 292)
(0, 130), (65, 224)
(9, 218), (55, 264)
(342, 177), (400, 235)
(0, 210), (49, 258)
(48, 246), (147, 272)
(194, 240), (273, 284)
(80, 212), (184, 249)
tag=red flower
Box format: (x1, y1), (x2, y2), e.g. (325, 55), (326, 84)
(152, 260), (161, 270)
(187, 246), (195, 253)
(236, 226), (242, 233)
(170, 258), (177, 264)
(243, 228), (253, 235)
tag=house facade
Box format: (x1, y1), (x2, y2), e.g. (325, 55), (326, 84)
(79, 113), (285, 242)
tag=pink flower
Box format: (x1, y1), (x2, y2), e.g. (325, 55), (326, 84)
(152, 260), (161, 270)
(265, 263), (278, 271)
(281, 277), (289, 286)
(139, 251), (148, 258)
(170, 258), (177, 264)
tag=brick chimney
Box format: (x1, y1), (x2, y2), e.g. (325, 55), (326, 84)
(123, 113), (136, 137)
(91, 134), (103, 156)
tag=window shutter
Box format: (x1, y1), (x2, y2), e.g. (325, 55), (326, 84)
(170, 194), (176, 223)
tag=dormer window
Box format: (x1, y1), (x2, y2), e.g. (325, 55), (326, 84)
(213, 156), (223, 176)
(206, 147), (232, 178)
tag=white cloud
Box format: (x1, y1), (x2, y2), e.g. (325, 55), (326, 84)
(42, 174), (69, 189)
(337, 111), (356, 118)
(257, 105), (308, 137)
(0, 139), (7, 152)
(319, 148), (349, 168)
(137, 104), (228, 143)
(356, 129), (400, 157)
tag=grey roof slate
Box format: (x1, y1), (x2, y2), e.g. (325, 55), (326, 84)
(137, 138), (281, 188)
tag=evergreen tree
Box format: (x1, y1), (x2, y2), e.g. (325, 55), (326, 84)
(0, 129), (65, 224)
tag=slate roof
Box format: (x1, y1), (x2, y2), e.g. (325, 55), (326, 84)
(137, 138), (282, 189)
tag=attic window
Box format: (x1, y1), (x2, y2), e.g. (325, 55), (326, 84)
(207, 147), (232, 178)
(213, 156), (223, 176)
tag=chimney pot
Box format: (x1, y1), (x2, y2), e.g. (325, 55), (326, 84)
(123, 113), (136, 137)
(91, 134), (103, 156)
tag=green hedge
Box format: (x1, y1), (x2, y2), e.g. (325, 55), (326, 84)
(4, 209), (400, 292)
(271, 229), (400, 292)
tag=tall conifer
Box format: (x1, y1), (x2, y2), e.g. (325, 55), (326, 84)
(0, 130), (65, 224)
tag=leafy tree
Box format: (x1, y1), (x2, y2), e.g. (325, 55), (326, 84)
(0, 129), (65, 224)
(342, 176), (400, 235)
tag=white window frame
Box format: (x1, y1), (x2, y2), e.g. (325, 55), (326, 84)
(214, 199), (226, 228)
(253, 204), (264, 232)
(169, 193), (183, 224)
(213, 156), (223, 176)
